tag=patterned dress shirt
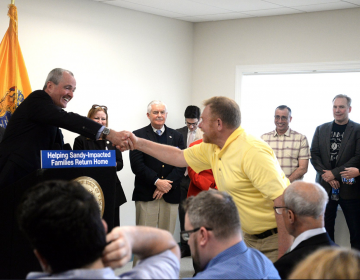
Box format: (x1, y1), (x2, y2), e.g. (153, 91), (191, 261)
(261, 128), (310, 179)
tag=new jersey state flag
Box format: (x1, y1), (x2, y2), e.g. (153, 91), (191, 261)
(0, 3), (31, 128)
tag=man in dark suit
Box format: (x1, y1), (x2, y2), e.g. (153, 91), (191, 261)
(0, 68), (130, 279)
(274, 181), (337, 279)
(0, 68), (130, 190)
(130, 100), (185, 264)
(310, 94), (360, 250)
(176, 105), (202, 258)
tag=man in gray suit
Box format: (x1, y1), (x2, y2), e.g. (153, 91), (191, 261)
(176, 105), (202, 257)
(310, 94), (360, 250)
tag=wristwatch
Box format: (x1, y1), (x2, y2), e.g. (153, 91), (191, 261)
(102, 127), (110, 140)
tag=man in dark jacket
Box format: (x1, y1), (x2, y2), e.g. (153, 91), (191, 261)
(130, 101), (185, 255)
(310, 94), (360, 251)
(274, 181), (337, 279)
(0, 68), (130, 189)
(0, 68), (130, 278)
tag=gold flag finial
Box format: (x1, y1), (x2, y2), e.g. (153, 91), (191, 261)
(11, 0), (15, 4)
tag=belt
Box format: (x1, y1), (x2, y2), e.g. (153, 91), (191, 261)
(253, 228), (278, 239)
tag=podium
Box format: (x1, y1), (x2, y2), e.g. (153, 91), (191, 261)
(0, 166), (117, 279)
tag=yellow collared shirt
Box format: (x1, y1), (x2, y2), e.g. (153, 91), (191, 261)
(184, 126), (290, 234)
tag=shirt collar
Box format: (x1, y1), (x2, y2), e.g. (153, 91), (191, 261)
(274, 128), (291, 137)
(217, 126), (243, 157)
(290, 227), (326, 252)
(151, 125), (165, 135)
(203, 241), (247, 271)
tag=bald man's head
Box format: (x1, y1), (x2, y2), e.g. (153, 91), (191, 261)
(284, 181), (328, 219)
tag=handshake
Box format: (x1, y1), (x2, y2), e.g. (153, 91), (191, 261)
(106, 130), (137, 152)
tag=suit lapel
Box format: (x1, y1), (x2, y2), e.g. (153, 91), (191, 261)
(323, 123), (332, 164)
(166, 126), (174, 146)
(146, 124), (157, 142)
(337, 120), (353, 164)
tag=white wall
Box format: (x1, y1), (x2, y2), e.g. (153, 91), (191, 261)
(192, 8), (360, 105)
(0, 0), (193, 230)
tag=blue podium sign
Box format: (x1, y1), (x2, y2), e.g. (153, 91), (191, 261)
(41, 150), (116, 169)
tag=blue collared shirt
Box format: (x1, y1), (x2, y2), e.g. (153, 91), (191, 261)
(192, 241), (280, 279)
(26, 250), (179, 279)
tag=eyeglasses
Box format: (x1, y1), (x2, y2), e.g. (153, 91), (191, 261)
(273, 206), (290, 215)
(92, 104), (108, 111)
(274, 116), (288, 121)
(180, 227), (212, 241)
(186, 121), (199, 127)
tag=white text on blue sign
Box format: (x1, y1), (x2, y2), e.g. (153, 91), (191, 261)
(41, 150), (116, 169)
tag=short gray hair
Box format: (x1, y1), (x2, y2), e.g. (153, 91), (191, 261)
(147, 100), (168, 114)
(183, 189), (241, 240)
(284, 181), (328, 219)
(333, 94), (352, 107)
(43, 68), (74, 90)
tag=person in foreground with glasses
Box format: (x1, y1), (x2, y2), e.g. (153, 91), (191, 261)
(273, 181), (337, 279)
(74, 104), (127, 227)
(182, 189), (280, 279)
(19, 180), (180, 279)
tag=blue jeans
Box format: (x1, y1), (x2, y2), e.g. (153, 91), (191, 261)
(325, 198), (360, 250)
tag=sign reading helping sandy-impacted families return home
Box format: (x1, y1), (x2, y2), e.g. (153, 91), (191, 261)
(41, 150), (116, 169)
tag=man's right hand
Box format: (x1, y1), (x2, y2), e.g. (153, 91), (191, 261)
(108, 130), (133, 152)
(329, 179), (340, 189)
(153, 188), (165, 200)
(155, 179), (173, 193)
(102, 227), (132, 269)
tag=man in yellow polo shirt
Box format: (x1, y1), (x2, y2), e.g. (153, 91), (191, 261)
(125, 96), (291, 261)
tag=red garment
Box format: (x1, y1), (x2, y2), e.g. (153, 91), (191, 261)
(187, 139), (217, 197)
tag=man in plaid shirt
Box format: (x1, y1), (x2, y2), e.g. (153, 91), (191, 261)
(261, 105), (310, 182)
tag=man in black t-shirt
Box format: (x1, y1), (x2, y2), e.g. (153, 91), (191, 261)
(310, 94), (360, 250)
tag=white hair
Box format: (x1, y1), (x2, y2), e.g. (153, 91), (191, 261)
(284, 182), (328, 219)
(147, 100), (168, 114)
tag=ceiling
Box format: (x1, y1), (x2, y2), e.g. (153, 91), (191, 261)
(92, 0), (360, 22)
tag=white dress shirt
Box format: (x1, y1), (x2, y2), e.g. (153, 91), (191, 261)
(290, 227), (326, 252)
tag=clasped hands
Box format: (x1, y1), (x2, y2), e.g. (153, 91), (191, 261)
(153, 179), (173, 200)
(322, 170), (339, 189)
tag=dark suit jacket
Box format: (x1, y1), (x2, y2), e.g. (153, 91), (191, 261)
(177, 126), (188, 147)
(274, 232), (337, 279)
(0, 90), (101, 189)
(130, 124), (186, 204)
(73, 136), (127, 207)
(0, 126), (5, 143)
(310, 120), (360, 199)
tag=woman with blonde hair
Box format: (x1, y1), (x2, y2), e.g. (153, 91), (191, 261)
(74, 104), (126, 227)
(289, 247), (360, 279)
